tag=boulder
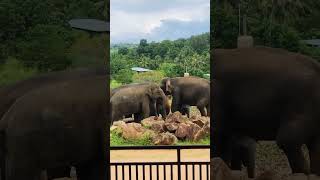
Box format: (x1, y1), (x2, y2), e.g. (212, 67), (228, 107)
(141, 117), (164, 127)
(211, 158), (241, 180)
(165, 111), (183, 123)
(186, 123), (201, 141)
(152, 132), (178, 145)
(164, 122), (179, 132)
(120, 123), (146, 140)
(113, 120), (126, 127)
(175, 123), (190, 139)
(151, 121), (165, 133)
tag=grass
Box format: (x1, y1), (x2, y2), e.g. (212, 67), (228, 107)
(110, 130), (210, 146)
(110, 131), (153, 146)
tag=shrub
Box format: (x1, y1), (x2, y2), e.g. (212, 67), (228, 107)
(132, 71), (165, 84)
(16, 25), (73, 72)
(114, 69), (134, 84)
(0, 57), (38, 86)
(110, 80), (122, 89)
(158, 63), (181, 77)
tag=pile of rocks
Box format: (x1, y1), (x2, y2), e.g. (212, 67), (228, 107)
(110, 112), (210, 145)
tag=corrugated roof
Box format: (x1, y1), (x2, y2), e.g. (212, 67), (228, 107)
(131, 67), (152, 72)
(69, 19), (110, 32)
(301, 39), (320, 47)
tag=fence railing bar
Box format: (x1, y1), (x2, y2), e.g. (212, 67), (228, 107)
(122, 165), (125, 180)
(185, 164), (188, 180)
(150, 165), (152, 180)
(192, 164), (195, 180)
(170, 165), (173, 180)
(143, 165), (145, 180)
(129, 165), (131, 180)
(200, 164), (202, 180)
(115, 165), (118, 180)
(156, 165), (159, 180)
(110, 162), (210, 166)
(164, 165), (166, 180)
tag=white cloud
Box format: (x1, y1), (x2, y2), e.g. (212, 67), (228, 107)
(111, 0), (210, 43)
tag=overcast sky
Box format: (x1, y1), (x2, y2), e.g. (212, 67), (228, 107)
(111, 0), (210, 44)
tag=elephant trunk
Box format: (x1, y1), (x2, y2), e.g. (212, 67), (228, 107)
(160, 93), (167, 119)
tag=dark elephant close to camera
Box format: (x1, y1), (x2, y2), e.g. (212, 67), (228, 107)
(160, 76), (210, 116)
(212, 47), (320, 175)
(111, 83), (167, 123)
(0, 67), (106, 180)
(0, 76), (109, 180)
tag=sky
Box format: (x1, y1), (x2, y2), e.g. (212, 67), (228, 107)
(111, 0), (210, 44)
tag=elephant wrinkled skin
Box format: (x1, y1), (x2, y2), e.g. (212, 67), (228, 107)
(111, 83), (167, 123)
(212, 47), (320, 175)
(0, 76), (108, 180)
(160, 76), (210, 117)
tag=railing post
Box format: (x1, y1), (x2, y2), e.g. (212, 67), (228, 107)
(177, 147), (181, 180)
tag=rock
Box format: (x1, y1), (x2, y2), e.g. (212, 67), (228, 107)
(152, 132), (178, 145)
(113, 120), (126, 127)
(165, 111), (183, 123)
(141, 117), (164, 127)
(164, 122), (179, 132)
(110, 125), (118, 132)
(120, 123), (146, 140)
(211, 158), (240, 180)
(175, 123), (190, 139)
(194, 120), (210, 141)
(191, 118), (205, 127)
(151, 121), (165, 133)
(186, 123), (201, 141)
(255, 170), (281, 180)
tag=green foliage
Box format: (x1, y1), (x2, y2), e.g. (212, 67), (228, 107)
(0, 58), (38, 86)
(68, 33), (108, 68)
(158, 63), (182, 77)
(132, 71), (165, 84)
(212, 0), (320, 61)
(111, 33), (210, 82)
(110, 80), (122, 89)
(110, 131), (153, 146)
(114, 69), (134, 84)
(0, 0), (108, 72)
(16, 25), (73, 72)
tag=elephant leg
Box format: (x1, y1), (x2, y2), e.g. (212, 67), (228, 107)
(276, 120), (309, 174)
(230, 145), (242, 171)
(197, 104), (206, 116)
(196, 99), (207, 116)
(171, 91), (181, 113)
(206, 103), (210, 117)
(242, 138), (256, 178)
(133, 113), (144, 123)
(307, 137), (320, 175)
(141, 101), (151, 119)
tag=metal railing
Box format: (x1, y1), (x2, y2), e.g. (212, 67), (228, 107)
(110, 145), (210, 180)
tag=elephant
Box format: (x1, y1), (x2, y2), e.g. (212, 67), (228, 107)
(111, 83), (167, 123)
(0, 76), (108, 180)
(111, 83), (170, 122)
(160, 76), (210, 117)
(212, 46), (320, 175)
(231, 136), (256, 178)
(0, 67), (106, 180)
